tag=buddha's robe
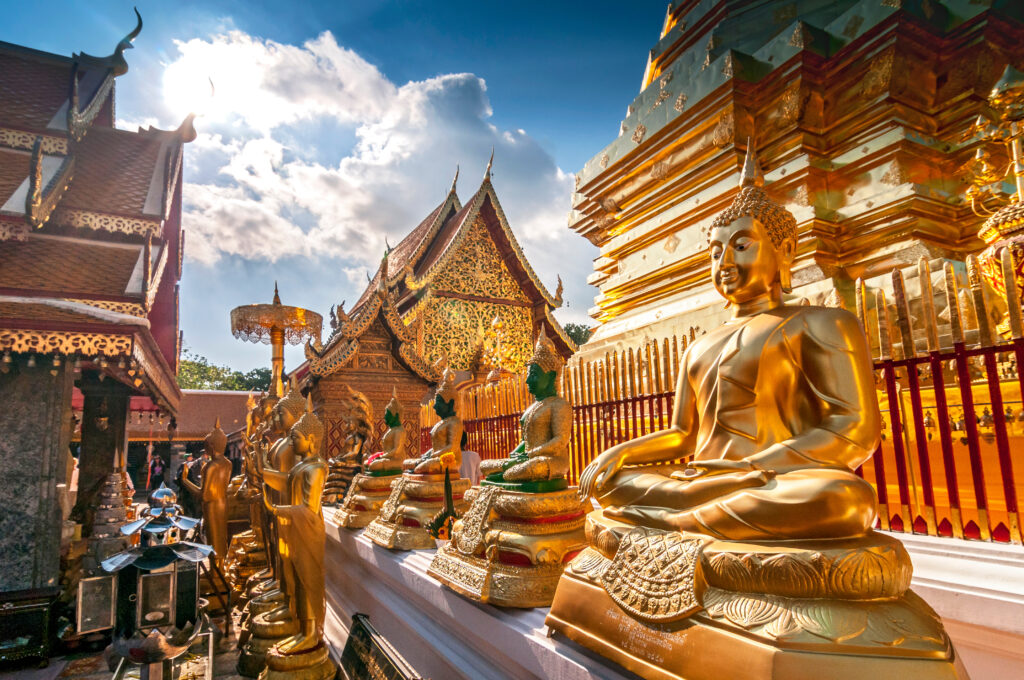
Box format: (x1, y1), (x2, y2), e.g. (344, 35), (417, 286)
(276, 457), (326, 630)
(599, 305), (879, 540)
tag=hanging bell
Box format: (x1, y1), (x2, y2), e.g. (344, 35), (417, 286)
(26, 354), (36, 368)
(50, 355), (61, 376)
(0, 352), (11, 374)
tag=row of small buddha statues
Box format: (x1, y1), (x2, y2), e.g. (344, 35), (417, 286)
(223, 145), (964, 680)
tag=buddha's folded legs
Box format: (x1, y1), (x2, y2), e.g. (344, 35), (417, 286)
(600, 467), (877, 540)
(503, 455), (569, 481)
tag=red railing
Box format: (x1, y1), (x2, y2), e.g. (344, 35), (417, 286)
(418, 256), (1024, 545)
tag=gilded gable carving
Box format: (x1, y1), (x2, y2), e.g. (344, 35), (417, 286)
(420, 297), (532, 372)
(433, 217), (528, 301)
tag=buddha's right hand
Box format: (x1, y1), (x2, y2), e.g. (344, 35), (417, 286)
(579, 448), (624, 500)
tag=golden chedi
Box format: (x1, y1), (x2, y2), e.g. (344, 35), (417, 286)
(334, 388), (407, 529)
(256, 395), (335, 680)
(545, 144), (965, 680)
(322, 387), (371, 505)
(429, 327), (587, 607)
(365, 369), (471, 550)
(238, 382), (308, 677)
(180, 418), (233, 569)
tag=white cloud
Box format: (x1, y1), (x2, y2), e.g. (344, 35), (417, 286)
(149, 28), (596, 330)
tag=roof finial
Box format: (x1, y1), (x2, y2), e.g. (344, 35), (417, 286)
(739, 136), (764, 188)
(484, 148), (494, 182)
(450, 165), (459, 194)
(273, 281), (281, 305)
(385, 236), (392, 253)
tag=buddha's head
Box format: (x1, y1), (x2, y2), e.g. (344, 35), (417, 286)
(205, 417), (228, 458)
(526, 326), (562, 400)
(274, 380), (306, 435)
(708, 142), (797, 308)
(290, 395), (324, 458)
(434, 368), (457, 418)
(384, 388), (402, 428)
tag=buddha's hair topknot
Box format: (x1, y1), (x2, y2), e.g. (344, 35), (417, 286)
(708, 142), (796, 248)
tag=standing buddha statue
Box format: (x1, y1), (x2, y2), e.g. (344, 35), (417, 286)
(238, 382), (308, 678)
(544, 144), (963, 680)
(258, 395), (336, 680)
(429, 327), (587, 607)
(334, 387), (407, 529)
(366, 369), (471, 550)
(180, 418), (233, 568)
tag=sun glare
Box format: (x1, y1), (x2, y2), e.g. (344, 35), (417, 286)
(163, 59), (216, 121)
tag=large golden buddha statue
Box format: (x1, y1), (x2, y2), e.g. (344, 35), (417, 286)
(545, 145), (965, 680)
(334, 388), (407, 529)
(366, 370), (471, 550)
(429, 328), (587, 607)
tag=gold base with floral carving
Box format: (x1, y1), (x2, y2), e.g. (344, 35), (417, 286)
(332, 472), (399, 529)
(364, 473), (470, 551)
(427, 486), (587, 608)
(545, 510), (967, 680)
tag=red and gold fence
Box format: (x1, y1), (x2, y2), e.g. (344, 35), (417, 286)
(420, 253), (1024, 544)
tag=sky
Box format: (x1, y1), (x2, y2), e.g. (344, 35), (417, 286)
(1, 0), (666, 371)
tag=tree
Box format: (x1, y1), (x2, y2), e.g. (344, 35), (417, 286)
(563, 323), (594, 347)
(177, 349), (271, 391)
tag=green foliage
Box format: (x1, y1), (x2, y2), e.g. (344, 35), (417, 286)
(563, 322), (594, 347)
(177, 349), (271, 391)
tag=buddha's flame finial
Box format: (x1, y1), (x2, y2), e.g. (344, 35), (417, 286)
(739, 137), (764, 188)
(273, 281), (281, 305)
(484, 148), (494, 181)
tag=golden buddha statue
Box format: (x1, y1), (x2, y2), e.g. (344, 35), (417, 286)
(429, 328), (587, 607)
(181, 418), (233, 567)
(334, 388), (406, 529)
(322, 386), (371, 505)
(257, 396), (335, 680)
(366, 370), (471, 550)
(238, 383), (308, 677)
(402, 368), (462, 475)
(545, 144), (964, 680)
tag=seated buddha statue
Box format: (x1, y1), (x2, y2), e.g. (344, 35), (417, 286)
(402, 368), (463, 475)
(430, 328), (586, 607)
(366, 369), (470, 550)
(322, 387), (371, 505)
(366, 388), (406, 473)
(334, 389), (407, 529)
(480, 326), (571, 485)
(545, 144), (958, 680)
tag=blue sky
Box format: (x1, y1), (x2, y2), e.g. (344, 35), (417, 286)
(2, 0), (665, 371)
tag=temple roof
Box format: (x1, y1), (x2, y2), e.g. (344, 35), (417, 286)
(306, 277), (438, 382)
(0, 15), (188, 416)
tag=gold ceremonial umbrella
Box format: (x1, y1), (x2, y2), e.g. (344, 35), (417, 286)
(230, 283), (322, 389)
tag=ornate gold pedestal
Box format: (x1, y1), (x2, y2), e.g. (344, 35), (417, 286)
(260, 642), (337, 680)
(322, 461), (361, 506)
(238, 607), (299, 677)
(428, 485), (586, 607)
(333, 471), (400, 529)
(364, 473), (470, 550)
(545, 511), (968, 680)
(225, 531), (269, 601)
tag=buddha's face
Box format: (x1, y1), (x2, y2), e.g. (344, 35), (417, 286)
(273, 404), (298, 435)
(290, 429), (314, 456)
(709, 215), (792, 305)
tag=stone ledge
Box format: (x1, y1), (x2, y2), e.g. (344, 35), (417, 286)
(323, 518), (640, 680)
